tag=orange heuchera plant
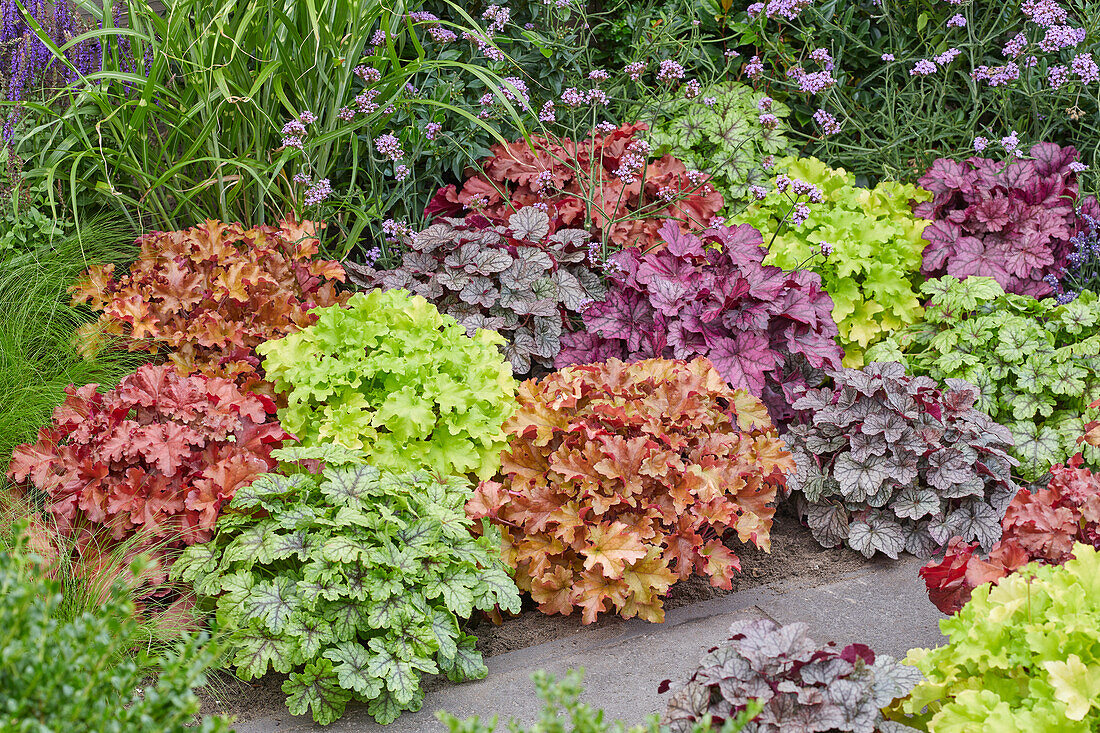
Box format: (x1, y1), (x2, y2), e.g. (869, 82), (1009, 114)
(1084, 398), (1100, 448)
(467, 357), (793, 624)
(433, 122), (724, 249)
(69, 219), (346, 383)
(7, 364), (289, 547)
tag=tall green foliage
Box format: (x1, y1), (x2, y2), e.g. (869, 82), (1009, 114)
(0, 220), (147, 469)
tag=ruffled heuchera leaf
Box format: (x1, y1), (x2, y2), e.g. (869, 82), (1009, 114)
(345, 208), (604, 379)
(914, 144), (1098, 297)
(894, 544), (1100, 730)
(6, 364), (287, 565)
(436, 122), (724, 250)
(785, 363), (1020, 559)
(868, 278), (1100, 482)
(256, 289), (516, 481)
(174, 459), (520, 726)
(921, 454), (1100, 614)
(557, 220), (841, 424)
(69, 219), (345, 387)
(663, 618), (920, 733)
(734, 156), (930, 365)
(468, 357), (793, 624)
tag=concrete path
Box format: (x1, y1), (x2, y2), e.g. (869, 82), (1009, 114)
(235, 556), (944, 733)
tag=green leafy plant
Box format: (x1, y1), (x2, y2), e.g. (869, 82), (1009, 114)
(889, 543), (1100, 731)
(663, 618), (923, 733)
(468, 357), (792, 624)
(646, 81), (791, 203)
(866, 276), (1100, 481)
(0, 145), (71, 259)
(174, 445), (521, 726)
(70, 218), (346, 386)
(439, 668), (761, 733)
(0, 530), (231, 733)
(785, 362), (1021, 559)
(734, 157), (931, 365)
(257, 288), (516, 480)
(345, 206), (607, 378)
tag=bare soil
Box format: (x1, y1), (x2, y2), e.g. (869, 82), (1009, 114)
(198, 510), (869, 724)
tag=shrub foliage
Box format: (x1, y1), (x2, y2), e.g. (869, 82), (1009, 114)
(921, 454), (1100, 614)
(916, 143), (1099, 298)
(434, 122), (724, 249)
(734, 157), (931, 365)
(891, 544), (1100, 730)
(174, 445), (521, 725)
(346, 207), (606, 377)
(70, 219), (346, 383)
(785, 362), (1020, 559)
(256, 288), (516, 480)
(468, 357), (792, 624)
(7, 364), (287, 547)
(663, 618), (923, 733)
(866, 276), (1100, 480)
(556, 220), (841, 422)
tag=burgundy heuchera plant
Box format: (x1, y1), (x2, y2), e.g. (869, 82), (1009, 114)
(556, 219), (842, 421)
(916, 142), (1100, 297)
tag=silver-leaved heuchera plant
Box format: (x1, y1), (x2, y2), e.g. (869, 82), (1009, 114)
(784, 362), (1021, 559)
(662, 618), (923, 733)
(345, 206), (607, 377)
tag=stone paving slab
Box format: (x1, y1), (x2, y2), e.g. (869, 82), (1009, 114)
(235, 556), (944, 733)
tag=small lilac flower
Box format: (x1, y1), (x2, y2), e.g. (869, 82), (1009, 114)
(934, 48), (960, 66)
(813, 109), (840, 135)
(1072, 53), (1099, 84)
(425, 122), (442, 140)
(818, 240), (833, 257)
(298, 110), (317, 124)
(1003, 32), (1028, 58)
(745, 55), (764, 79)
(758, 113), (779, 129)
(881, 53), (895, 61)
(757, 96), (773, 112)
(374, 133), (404, 161)
(588, 69), (609, 81)
(946, 14), (966, 28)
(394, 164), (410, 182)
(1048, 64), (1070, 89)
(292, 172), (311, 184)
(355, 65), (382, 84)
(750, 185), (768, 201)
(657, 59), (685, 83)
(539, 100), (556, 123)
(973, 136), (989, 152)
(337, 106), (356, 121)
(789, 202), (811, 227)
(1069, 161), (1089, 173)
(625, 61), (645, 81)
(683, 79), (702, 99)
(910, 59), (937, 76)
(304, 178), (333, 206)
(702, 96), (717, 107)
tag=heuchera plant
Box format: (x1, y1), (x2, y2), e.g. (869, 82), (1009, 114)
(344, 207), (606, 377)
(7, 364), (287, 547)
(889, 545), (1100, 731)
(69, 219), (346, 384)
(662, 618), (923, 733)
(734, 157), (931, 366)
(555, 220), (842, 424)
(920, 454), (1100, 614)
(647, 82), (791, 203)
(467, 357), (793, 624)
(916, 143), (1100, 298)
(785, 362), (1020, 559)
(431, 122), (725, 249)
(256, 288), (516, 480)
(866, 276), (1100, 481)
(173, 445), (521, 726)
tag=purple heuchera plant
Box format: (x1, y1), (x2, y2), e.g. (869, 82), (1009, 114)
(785, 363), (1021, 560)
(556, 219), (842, 421)
(661, 618), (923, 733)
(344, 206), (606, 377)
(916, 142), (1100, 297)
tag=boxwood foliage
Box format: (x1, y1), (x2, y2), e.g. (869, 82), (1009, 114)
(173, 445), (521, 726)
(785, 362), (1020, 559)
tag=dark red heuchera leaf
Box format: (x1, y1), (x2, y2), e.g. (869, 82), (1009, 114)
(920, 453), (1100, 614)
(69, 219), (346, 387)
(915, 143), (1100, 296)
(7, 364), (290, 550)
(438, 122), (724, 249)
(556, 220), (842, 422)
(467, 357), (793, 624)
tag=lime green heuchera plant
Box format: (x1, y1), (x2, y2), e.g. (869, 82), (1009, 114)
(735, 157), (931, 366)
(256, 288), (517, 480)
(889, 544), (1100, 731)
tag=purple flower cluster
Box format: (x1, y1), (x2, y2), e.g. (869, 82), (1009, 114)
(787, 65), (836, 93)
(374, 133), (404, 161)
(303, 178), (332, 206)
(972, 62), (1021, 87)
(657, 60), (685, 83)
(813, 109), (840, 135)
